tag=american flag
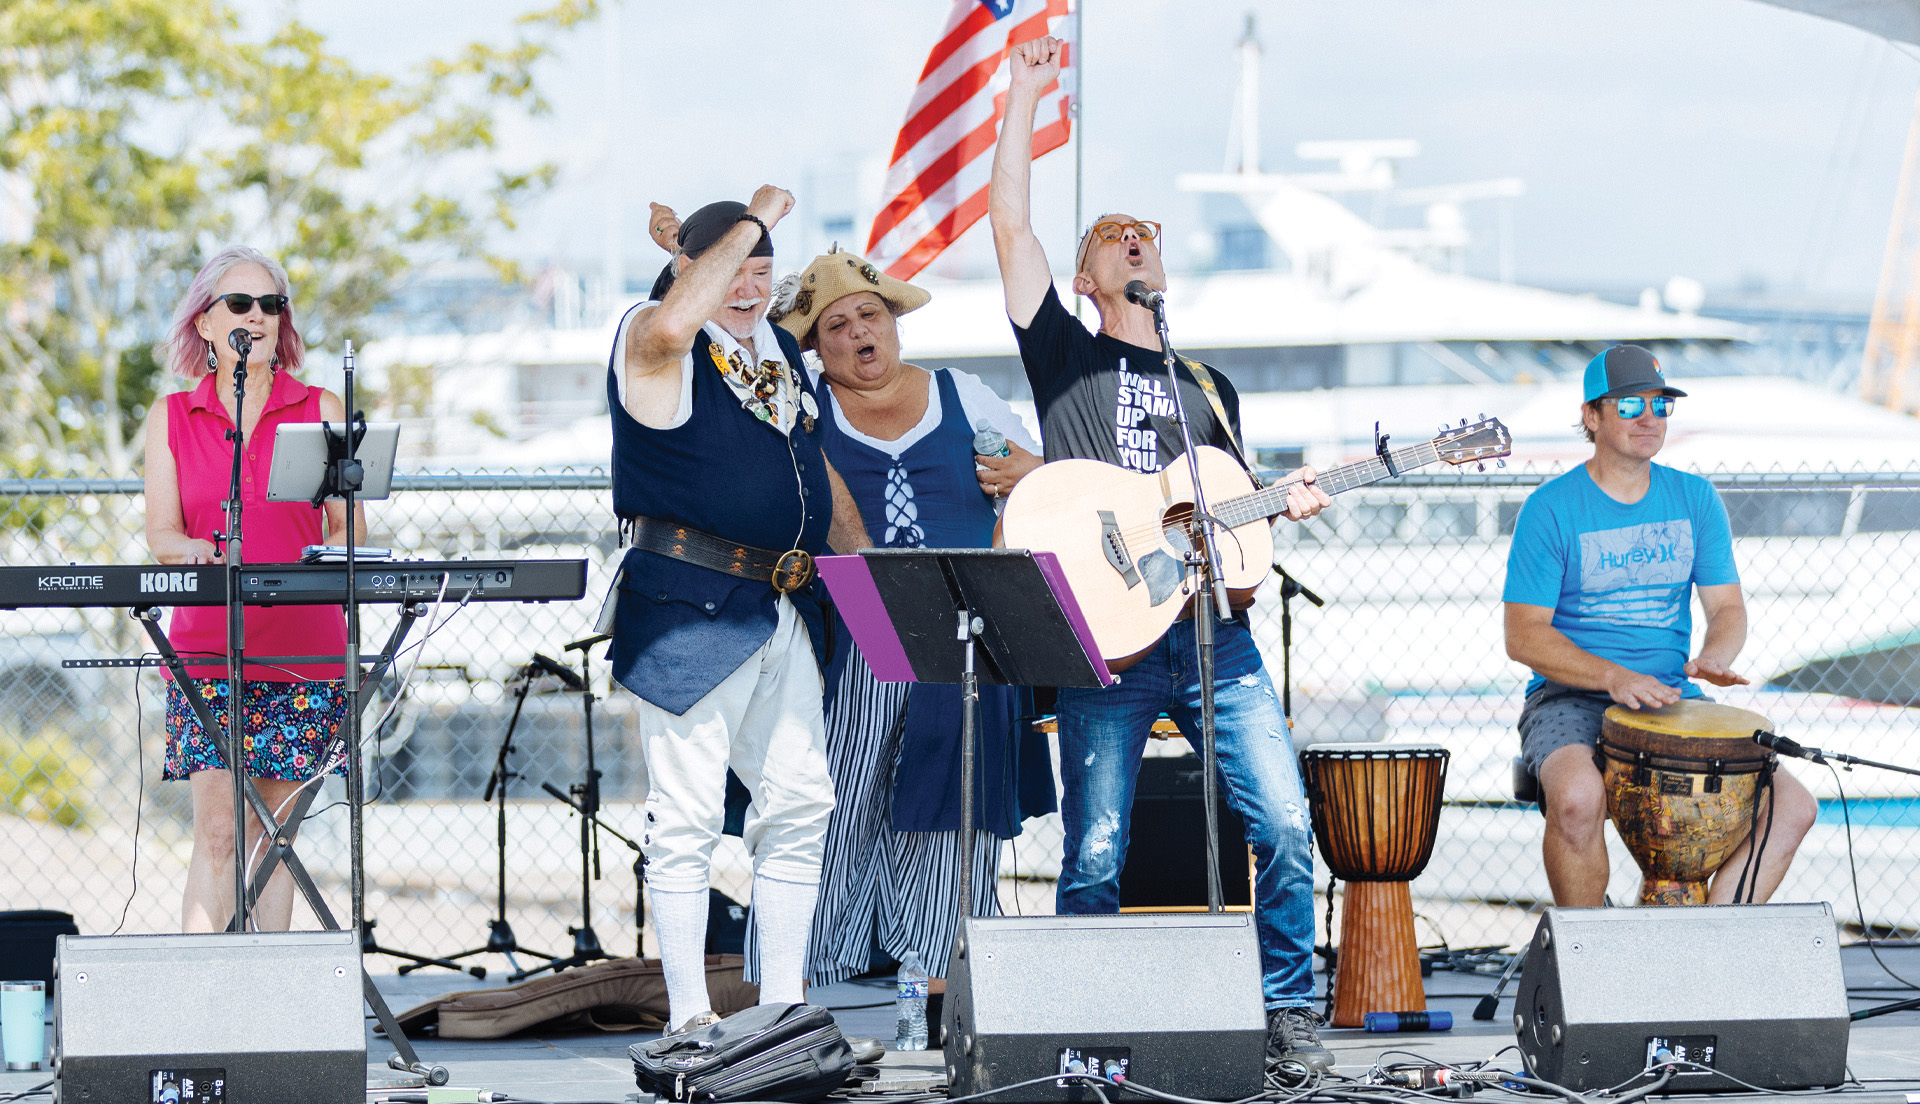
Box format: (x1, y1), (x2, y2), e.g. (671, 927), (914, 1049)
(865, 0), (1074, 280)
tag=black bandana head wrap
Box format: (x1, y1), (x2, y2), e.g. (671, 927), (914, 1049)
(678, 200), (774, 260)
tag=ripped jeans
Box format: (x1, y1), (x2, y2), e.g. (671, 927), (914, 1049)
(1054, 615), (1317, 1008)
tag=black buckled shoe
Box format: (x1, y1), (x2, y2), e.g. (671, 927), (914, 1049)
(1265, 1006), (1335, 1074)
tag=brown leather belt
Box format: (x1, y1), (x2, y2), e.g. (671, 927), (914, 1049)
(629, 516), (815, 593)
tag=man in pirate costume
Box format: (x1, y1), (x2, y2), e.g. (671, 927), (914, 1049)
(608, 186), (870, 1034)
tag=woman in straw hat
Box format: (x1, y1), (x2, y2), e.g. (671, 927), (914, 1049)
(759, 245), (1056, 1022)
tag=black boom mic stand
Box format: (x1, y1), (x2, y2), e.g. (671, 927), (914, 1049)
(418, 656), (566, 978)
(516, 637), (619, 980)
(1128, 278), (1232, 912)
(1749, 728), (1920, 1022)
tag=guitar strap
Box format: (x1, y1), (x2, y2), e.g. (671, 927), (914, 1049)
(1178, 356), (1250, 470)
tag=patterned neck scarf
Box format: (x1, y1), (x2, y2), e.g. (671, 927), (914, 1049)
(701, 317), (815, 435)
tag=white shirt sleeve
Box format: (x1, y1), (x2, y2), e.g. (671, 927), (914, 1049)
(613, 301), (695, 429)
(948, 369), (1041, 453)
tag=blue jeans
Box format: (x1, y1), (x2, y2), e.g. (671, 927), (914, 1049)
(1055, 616), (1316, 1009)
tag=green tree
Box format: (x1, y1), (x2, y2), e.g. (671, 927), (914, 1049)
(0, 0), (596, 481)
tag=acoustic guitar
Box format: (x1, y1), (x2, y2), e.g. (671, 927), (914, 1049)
(998, 417), (1511, 670)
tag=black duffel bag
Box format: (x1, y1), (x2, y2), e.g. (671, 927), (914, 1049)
(631, 1002), (855, 1103)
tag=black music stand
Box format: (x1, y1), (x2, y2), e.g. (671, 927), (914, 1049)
(817, 548), (1111, 924)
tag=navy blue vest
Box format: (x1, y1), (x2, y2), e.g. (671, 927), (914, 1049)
(817, 369), (1056, 836)
(607, 312), (833, 715)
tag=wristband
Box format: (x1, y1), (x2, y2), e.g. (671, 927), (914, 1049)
(738, 212), (770, 237)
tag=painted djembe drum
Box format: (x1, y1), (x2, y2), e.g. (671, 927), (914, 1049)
(1299, 743), (1449, 1028)
(1597, 700), (1775, 906)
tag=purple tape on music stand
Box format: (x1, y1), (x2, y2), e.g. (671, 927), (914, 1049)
(814, 555), (916, 682)
(1032, 551), (1115, 687)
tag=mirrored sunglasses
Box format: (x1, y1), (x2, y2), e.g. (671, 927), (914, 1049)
(1615, 395), (1676, 419)
(204, 293), (288, 316)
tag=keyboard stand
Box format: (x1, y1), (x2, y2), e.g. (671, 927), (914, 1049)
(128, 601), (445, 1082)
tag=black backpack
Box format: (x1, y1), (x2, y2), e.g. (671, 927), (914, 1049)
(631, 1002), (855, 1102)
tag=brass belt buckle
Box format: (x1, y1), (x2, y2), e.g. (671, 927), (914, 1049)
(772, 549), (814, 593)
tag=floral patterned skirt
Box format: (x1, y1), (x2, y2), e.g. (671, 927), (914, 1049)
(163, 678), (349, 781)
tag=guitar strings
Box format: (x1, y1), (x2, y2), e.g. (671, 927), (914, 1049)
(1097, 443), (1447, 545)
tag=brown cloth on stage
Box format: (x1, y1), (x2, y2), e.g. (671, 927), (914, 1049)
(386, 955), (759, 1039)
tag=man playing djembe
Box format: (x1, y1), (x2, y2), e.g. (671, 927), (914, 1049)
(1503, 344), (1816, 907)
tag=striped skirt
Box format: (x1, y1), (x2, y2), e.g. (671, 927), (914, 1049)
(745, 641), (1003, 984)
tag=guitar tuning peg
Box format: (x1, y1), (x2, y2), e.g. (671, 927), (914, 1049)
(1477, 461), (1486, 472)
(1459, 418), (1468, 427)
(1478, 412), (1487, 421)
(1438, 424), (1448, 433)
(1497, 459), (1507, 468)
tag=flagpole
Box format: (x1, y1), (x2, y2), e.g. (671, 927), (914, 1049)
(1072, 0), (1085, 322)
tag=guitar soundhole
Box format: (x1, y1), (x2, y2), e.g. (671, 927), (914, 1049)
(1160, 503), (1195, 555)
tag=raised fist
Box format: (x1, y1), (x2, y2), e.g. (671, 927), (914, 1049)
(648, 202), (681, 253)
(1008, 36), (1063, 91)
(747, 185), (795, 228)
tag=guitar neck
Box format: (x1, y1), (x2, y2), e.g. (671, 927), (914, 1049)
(1218, 441), (1442, 528)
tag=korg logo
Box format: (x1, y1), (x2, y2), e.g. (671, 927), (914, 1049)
(139, 571), (200, 594)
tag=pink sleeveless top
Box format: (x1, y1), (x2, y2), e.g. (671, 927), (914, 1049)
(164, 369), (346, 682)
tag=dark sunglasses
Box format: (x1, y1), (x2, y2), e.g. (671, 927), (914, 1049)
(1615, 395), (1676, 418)
(203, 292), (288, 316)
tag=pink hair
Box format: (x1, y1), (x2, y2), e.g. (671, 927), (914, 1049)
(163, 246), (305, 379)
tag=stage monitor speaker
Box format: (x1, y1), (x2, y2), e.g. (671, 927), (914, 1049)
(1516, 903), (1848, 1092)
(55, 930), (364, 1104)
(943, 913), (1265, 1103)
(1118, 755), (1251, 909)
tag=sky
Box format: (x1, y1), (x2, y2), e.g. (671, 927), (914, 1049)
(299, 0), (1920, 307)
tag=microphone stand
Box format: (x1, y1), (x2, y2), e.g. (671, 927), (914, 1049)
(1751, 730), (1920, 1022)
(1270, 564), (1325, 733)
(1145, 292), (1231, 913)
(339, 342), (368, 959)
(221, 331), (253, 931)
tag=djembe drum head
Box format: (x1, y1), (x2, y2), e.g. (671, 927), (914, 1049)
(1298, 744), (1450, 883)
(1598, 700), (1775, 905)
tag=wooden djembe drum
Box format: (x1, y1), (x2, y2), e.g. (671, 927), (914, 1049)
(1300, 743), (1449, 1027)
(1597, 700), (1774, 906)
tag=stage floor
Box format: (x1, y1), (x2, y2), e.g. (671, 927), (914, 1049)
(6, 944), (1920, 1103)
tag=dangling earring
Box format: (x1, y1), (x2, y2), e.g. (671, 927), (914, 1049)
(270, 355), (280, 375)
(206, 341), (217, 370)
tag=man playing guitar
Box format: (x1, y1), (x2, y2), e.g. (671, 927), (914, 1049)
(988, 35), (1336, 1075)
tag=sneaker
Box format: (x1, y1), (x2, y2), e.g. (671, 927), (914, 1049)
(666, 1010), (723, 1037)
(1265, 1007), (1335, 1074)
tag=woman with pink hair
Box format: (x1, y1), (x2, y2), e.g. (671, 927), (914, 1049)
(143, 245), (367, 932)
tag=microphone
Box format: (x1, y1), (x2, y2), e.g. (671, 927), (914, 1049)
(1753, 729), (1821, 762)
(1123, 280), (1163, 311)
(228, 328), (252, 358)
(525, 651), (585, 691)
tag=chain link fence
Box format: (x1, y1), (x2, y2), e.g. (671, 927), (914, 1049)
(5, 466), (1919, 970)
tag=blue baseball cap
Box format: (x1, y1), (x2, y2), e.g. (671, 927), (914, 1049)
(1583, 344), (1687, 402)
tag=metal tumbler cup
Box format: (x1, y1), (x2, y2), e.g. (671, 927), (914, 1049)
(0, 980), (47, 1071)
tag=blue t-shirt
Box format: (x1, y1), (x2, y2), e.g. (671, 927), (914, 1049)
(1503, 463), (1739, 697)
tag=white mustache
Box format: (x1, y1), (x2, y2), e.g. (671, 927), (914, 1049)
(726, 297), (764, 310)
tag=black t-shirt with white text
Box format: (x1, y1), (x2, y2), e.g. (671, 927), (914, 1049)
(1011, 284), (1241, 471)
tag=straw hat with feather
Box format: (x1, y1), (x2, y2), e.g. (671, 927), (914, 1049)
(768, 246), (931, 349)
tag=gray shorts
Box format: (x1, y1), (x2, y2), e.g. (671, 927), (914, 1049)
(1516, 680), (1614, 779)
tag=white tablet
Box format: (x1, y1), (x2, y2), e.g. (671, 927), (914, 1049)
(265, 421), (401, 502)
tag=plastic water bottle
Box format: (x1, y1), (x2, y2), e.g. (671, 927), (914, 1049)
(894, 951), (930, 1051)
(972, 419), (1009, 458)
